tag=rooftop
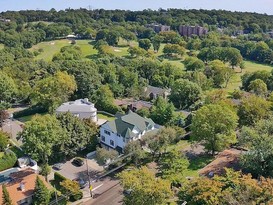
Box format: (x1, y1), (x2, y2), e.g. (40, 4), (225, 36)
(103, 111), (155, 139)
(56, 98), (97, 113)
(0, 169), (50, 203)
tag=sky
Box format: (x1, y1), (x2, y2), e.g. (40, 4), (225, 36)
(1, 0), (273, 15)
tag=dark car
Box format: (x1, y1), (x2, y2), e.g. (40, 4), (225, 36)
(74, 178), (88, 189)
(72, 158), (84, 167)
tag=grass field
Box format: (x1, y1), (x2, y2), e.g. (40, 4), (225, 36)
(29, 39), (71, 61)
(225, 60), (273, 92)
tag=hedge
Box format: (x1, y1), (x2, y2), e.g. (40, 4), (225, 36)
(0, 151), (17, 171)
(54, 172), (66, 183)
(13, 105), (47, 119)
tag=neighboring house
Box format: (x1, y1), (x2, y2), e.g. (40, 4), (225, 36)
(56, 98), (97, 122)
(114, 98), (153, 112)
(143, 85), (171, 100)
(100, 111), (155, 153)
(146, 23), (171, 33)
(0, 169), (50, 205)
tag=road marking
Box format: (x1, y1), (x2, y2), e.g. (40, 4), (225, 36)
(92, 184), (104, 191)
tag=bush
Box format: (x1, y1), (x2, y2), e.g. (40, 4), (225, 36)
(0, 151), (17, 171)
(13, 105), (47, 118)
(54, 172), (66, 183)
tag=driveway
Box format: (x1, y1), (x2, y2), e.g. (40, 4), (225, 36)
(55, 158), (103, 181)
(2, 119), (24, 146)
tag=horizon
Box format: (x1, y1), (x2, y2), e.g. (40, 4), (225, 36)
(1, 0), (273, 15)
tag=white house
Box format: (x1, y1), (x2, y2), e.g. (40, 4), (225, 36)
(56, 98), (97, 122)
(100, 111), (155, 153)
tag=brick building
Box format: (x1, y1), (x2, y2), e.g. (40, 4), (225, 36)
(179, 25), (208, 37)
(146, 23), (171, 33)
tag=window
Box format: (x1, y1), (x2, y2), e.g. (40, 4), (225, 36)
(101, 136), (105, 142)
(117, 134), (121, 137)
(104, 130), (111, 136)
(110, 140), (114, 146)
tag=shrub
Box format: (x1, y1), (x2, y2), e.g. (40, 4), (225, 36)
(54, 172), (66, 183)
(0, 151), (17, 171)
(13, 105), (47, 119)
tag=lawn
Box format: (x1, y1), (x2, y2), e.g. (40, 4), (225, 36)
(184, 155), (214, 178)
(29, 39), (72, 61)
(76, 40), (97, 58)
(97, 113), (115, 121)
(224, 60), (273, 92)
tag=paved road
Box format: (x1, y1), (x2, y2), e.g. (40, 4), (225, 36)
(84, 180), (123, 205)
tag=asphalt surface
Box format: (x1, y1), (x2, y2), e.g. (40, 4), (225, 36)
(84, 179), (123, 205)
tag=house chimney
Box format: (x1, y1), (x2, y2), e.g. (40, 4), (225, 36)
(19, 182), (25, 191)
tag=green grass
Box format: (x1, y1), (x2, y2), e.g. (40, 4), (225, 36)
(0, 152), (4, 158)
(76, 40), (97, 58)
(224, 60), (273, 92)
(184, 155), (214, 177)
(97, 113), (115, 121)
(29, 39), (71, 61)
(0, 44), (4, 50)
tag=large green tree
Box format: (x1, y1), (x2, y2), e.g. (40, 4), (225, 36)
(238, 95), (271, 126)
(21, 114), (64, 164)
(170, 79), (202, 109)
(239, 116), (273, 177)
(150, 97), (175, 125)
(57, 112), (97, 158)
(118, 166), (172, 205)
(31, 71), (77, 112)
(0, 71), (17, 104)
(191, 104), (238, 155)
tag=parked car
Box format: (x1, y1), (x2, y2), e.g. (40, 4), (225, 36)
(74, 178), (88, 189)
(72, 158), (84, 167)
(53, 163), (63, 170)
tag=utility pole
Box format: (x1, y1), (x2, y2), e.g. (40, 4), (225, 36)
(86, 157), (93, 198)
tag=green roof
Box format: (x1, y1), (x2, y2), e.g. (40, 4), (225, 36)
(105, 111), (155, 139)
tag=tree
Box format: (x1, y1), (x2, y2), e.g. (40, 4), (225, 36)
(163, 44), (185, 57)
(60, 179), (82, 201)
(128, 46), (147, 58)
(138, 39), (151, 51)
(124, 140), (146, 166)
(21, 114), (64, 164)
(179, 168), (273, 205)
(206, 60), (235, 88)
(248, 79), (268, 97)
(57, 112), (97, 158)
(0, 131), (9, 152)
(2, 185), (12, 205)
(0, 71), (17, 104)
(158, 149), (189, 185)
(144, 127), (178, 158)
(118, 166), (172, 205)
(0, 110), (9, 127)
(151, 35), (163, 52)
(96, 147), (119, 165)
(184, 57), (205, 71)
(40, 164), (51, 182)
(191, 104), (238, 155)
(32, 177), (50, 205)
(31, 71), (77, 112)
(150, 97), (175, 125)
(239, 116), (273, 177)
(93, 85), (120, 114)
(238, 95), (271, 126)
(170, 79), (202, 109)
